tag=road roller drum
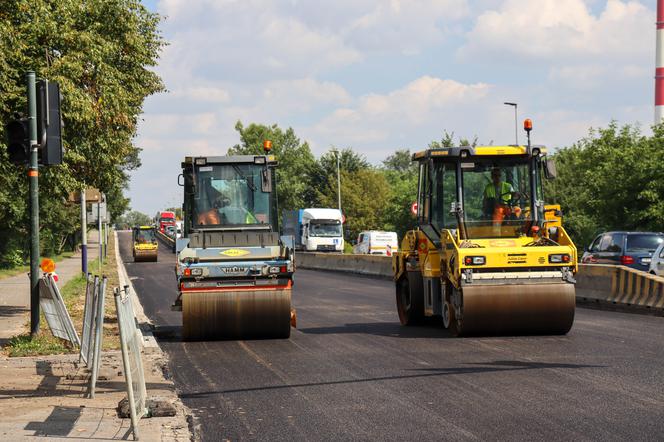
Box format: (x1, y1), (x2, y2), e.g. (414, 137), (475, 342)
(182, 289), (292, 341)
(450, 282), (575, 336)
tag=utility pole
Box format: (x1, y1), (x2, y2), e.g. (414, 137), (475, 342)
(656, 0), (664, 123)
(27, 72), (40, 337)
(81, 186), (87, 275)
(98, 194), (103, 271)
(334, 149), (341, 212)
(504, 102), (518, 145)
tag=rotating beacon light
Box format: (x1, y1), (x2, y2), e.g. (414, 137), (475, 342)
(263, 139), (272, 154)
(523, 118), (533, 147)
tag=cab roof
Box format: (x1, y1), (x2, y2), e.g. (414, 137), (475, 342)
(412, 145), (547, 161)
(183, 155), (277, 166)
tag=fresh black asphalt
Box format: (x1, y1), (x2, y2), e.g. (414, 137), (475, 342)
(118, 231), (664, 441)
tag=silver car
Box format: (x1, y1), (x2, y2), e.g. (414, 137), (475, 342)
(649, 242), (664, 276)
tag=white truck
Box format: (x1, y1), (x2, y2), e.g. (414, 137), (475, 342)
(282, 208), (344, 252)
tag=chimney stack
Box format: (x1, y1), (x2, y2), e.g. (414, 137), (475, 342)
(656, 0), (664, 124)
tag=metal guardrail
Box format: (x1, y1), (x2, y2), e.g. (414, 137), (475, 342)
(114, 285), (147, 440)
(88, 276), (107, 399)
(38, 273), (80, 346)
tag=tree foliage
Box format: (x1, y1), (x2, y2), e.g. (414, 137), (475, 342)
(228, 121), (317, 212)
(547, 122), (664, 247)
(0, 0), (164, 266)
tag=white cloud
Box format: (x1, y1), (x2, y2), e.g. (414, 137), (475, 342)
(305, 76), (491, 152)
(460, 0), (651, 61)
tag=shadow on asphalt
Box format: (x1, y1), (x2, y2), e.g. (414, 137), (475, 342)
(298, 320), (454, 339)
(178, 359), (604, 399)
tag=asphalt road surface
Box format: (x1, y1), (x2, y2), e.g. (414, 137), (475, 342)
(118, 231), (664, 441)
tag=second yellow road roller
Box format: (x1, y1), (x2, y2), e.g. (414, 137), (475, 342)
(132, 225), (159, 262)
(171, 141), (295, 341)
(393, 120), (576, 336)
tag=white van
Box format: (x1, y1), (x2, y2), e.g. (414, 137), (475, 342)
(352, 231), (398, 256)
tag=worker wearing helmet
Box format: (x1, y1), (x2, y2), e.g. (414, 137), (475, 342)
(483, 168), (515, 221)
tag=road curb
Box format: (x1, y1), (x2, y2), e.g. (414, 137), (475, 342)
(114, 230), (159, 354)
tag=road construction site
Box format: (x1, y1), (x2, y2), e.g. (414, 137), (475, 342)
(120, 231), (664, 441)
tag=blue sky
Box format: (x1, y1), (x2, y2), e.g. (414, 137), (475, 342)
(131, 0), (655, 215)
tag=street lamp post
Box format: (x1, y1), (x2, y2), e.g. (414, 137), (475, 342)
(333, 149), (341, 212)
(504, 102), (518, 145)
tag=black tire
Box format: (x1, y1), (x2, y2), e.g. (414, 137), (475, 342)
(396, 276), (424, 326)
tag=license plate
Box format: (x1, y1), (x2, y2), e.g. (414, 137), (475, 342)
(641, 258), (651, 264)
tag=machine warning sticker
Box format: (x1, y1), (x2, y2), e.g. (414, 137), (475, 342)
(488, 240), (517, 247)
(220, 249), (251, 257)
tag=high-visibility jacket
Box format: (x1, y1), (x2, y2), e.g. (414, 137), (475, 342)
(484, 182), (513, 204)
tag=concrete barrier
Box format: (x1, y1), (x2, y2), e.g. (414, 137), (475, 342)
(156, 230), (175, 250)
(296, 253), (664, 314)
(577, 264), (664, 313)
(296, 252), (392, 279)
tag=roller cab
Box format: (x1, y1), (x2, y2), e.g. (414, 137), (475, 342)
(173, 149), (295, 341)
(132, 226), (158, 262)
(393, 121), (576, 336)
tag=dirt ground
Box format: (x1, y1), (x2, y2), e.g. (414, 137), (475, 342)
(0, 350), (190, 441)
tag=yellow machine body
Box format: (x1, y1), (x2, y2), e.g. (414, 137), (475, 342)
(132, 226), (158, 262)
(393, 145), (577, 335)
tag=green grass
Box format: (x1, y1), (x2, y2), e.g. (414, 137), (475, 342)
(5, 334), (70, 357)
(0, 251), (76, 280)
(5, 258), (99, 357)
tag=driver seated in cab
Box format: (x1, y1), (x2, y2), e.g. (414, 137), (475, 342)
(483, 168), (518, 222)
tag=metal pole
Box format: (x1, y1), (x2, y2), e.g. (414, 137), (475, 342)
(98, 196), (102, 271)
(504, 102), (518, 145)
(656, 0), (664, 123)
(27, 72), (40, 337)
(81, 187), (87, 275)
(335, 150), (341, 212)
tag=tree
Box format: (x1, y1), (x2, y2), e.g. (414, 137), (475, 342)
(0, 0), (164, 264)
(317, 168), (390, 241)
(228, 121), (317, 212)
(116, 210), (153, 229)
(547, 122), (664, 247)
(381, 149), (418, 240)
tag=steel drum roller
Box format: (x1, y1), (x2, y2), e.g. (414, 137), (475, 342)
(182, 289), (292, 341)
(458, 282), (575, 335)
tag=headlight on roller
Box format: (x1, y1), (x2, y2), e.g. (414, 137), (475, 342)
(548, 254), (571, 264)
(463, 256), (486, 266)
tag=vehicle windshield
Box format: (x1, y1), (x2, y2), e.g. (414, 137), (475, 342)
(309, 221), (342, 237)
(430, 157), (541, 239)
(159, 217), (173, 223)
(193, 163), (271, 228)
(134, 229), (155, 243)
(626, 234), (664, 252)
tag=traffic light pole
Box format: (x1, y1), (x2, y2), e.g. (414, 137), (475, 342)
(27, 71), (40, 337)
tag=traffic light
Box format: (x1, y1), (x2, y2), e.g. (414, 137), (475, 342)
(5, 119), (30, 165)
(36, 80), (62, 165)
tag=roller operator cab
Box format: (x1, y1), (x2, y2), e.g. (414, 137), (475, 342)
(132, 226), (158, 262)
(173, 151), (295, 341)
(393, 121), (577, 336)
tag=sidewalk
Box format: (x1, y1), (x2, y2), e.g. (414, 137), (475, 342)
(0, 231), (100, 346)
(0, 231), (192, 441)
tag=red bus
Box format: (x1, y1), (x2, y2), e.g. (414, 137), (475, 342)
(157, 211), (176, 233)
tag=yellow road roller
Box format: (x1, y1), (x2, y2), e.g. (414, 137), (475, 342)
(393, 120), (576, 336)
(171, 141), (295, 341)
(132, 225), (158, 262)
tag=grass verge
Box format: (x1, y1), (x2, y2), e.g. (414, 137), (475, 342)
(4, 233), (122, 357)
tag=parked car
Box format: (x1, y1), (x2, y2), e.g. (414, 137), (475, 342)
(649, 242), (664, 276)
(165, 225), (176, 238)
(352, 231), (398, 256)
(581, 231), (664, 272)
